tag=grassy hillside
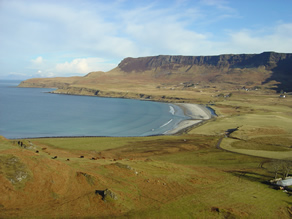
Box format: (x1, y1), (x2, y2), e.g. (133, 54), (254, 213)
(1, 134), (292, 218)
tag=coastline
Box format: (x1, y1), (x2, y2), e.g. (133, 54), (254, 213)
(6, 103), (215, 139)
(49, 88), (215, 136)
(3, 81), (215, 138)
(165, 103), (214, 135)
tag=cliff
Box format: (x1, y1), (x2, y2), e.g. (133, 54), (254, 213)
(118, 52), (292, 72)
(112, 52), (292, 92)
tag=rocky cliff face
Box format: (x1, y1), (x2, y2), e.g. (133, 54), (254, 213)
(117, 52), (292, 92)
(118, 52), (292, 72)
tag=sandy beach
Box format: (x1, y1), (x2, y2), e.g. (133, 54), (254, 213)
(165, 103), (214, 135)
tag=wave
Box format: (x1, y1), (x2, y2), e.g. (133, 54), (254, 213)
(160, 119), (173, 128)
(169, 105), (175, 115)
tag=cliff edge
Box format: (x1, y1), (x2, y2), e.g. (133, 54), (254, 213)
(118, 52), (292, 72)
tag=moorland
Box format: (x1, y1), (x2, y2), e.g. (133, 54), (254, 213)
(1, 52), (292, 218)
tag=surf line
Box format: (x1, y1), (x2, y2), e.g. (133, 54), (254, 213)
(160, 119), (173, 128)
(169, 105), (175, 115)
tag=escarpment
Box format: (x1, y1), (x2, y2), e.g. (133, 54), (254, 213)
(118, 52), (292, 72)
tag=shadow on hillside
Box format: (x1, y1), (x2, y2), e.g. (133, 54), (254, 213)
(226, 170), (271, 183)
(228, 170), (292, 197)
(263, 57), (292, 92)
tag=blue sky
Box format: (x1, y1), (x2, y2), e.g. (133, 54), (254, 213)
(1, 0), (292, 79)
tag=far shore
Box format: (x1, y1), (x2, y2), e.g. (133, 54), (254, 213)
(165, 103), (215, 135)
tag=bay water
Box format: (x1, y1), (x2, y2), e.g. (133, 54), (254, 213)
(0, 80), (190, 139)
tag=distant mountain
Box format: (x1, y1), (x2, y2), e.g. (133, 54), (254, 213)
(19, 52), (292, 95)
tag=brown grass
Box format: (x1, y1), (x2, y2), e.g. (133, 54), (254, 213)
(1, 130), (292, 218)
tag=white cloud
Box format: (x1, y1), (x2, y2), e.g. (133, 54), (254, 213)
(34, 70), (56, 78)
(227, 23), (292, 53)
(55, 58), (117, 74)
(31, 56), (43, 65)
(0, 0), (232, 62)
(120, 3), (209, 56)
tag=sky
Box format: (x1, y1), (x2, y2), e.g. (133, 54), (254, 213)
(0, 0), (292, 80)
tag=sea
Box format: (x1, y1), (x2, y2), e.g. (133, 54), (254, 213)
(0, 80), (190, 139)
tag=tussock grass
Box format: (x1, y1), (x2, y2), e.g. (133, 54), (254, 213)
(0, 154), (31, 189)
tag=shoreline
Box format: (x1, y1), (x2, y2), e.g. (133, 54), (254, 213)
(4, 82), (215, 139)
(49, 91), (215, 136)
(165, 103), (215, 135)
(7, 103), (215, 140)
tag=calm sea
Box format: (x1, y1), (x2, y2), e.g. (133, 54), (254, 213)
(0, 80), (190, 139)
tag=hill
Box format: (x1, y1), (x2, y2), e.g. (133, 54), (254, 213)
(19, 52), (292, 101)
(1, 132), (292, 218)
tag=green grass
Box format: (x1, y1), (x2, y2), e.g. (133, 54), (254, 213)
(221, 138), (292, 160)
(139, 186), (291, 219)
(191, 113), (292, 136)
(0, 136), (15, 151)
(29, 136), (142, 151)
(232, 138), (292, 151)
(121, 148), (291, 218)
(28, 135), (215, 152)
(155, 148), (264, 169)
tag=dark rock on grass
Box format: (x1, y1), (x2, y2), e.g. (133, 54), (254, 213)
(95, 189), (118, 202)
(113, 162), (133, 170)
